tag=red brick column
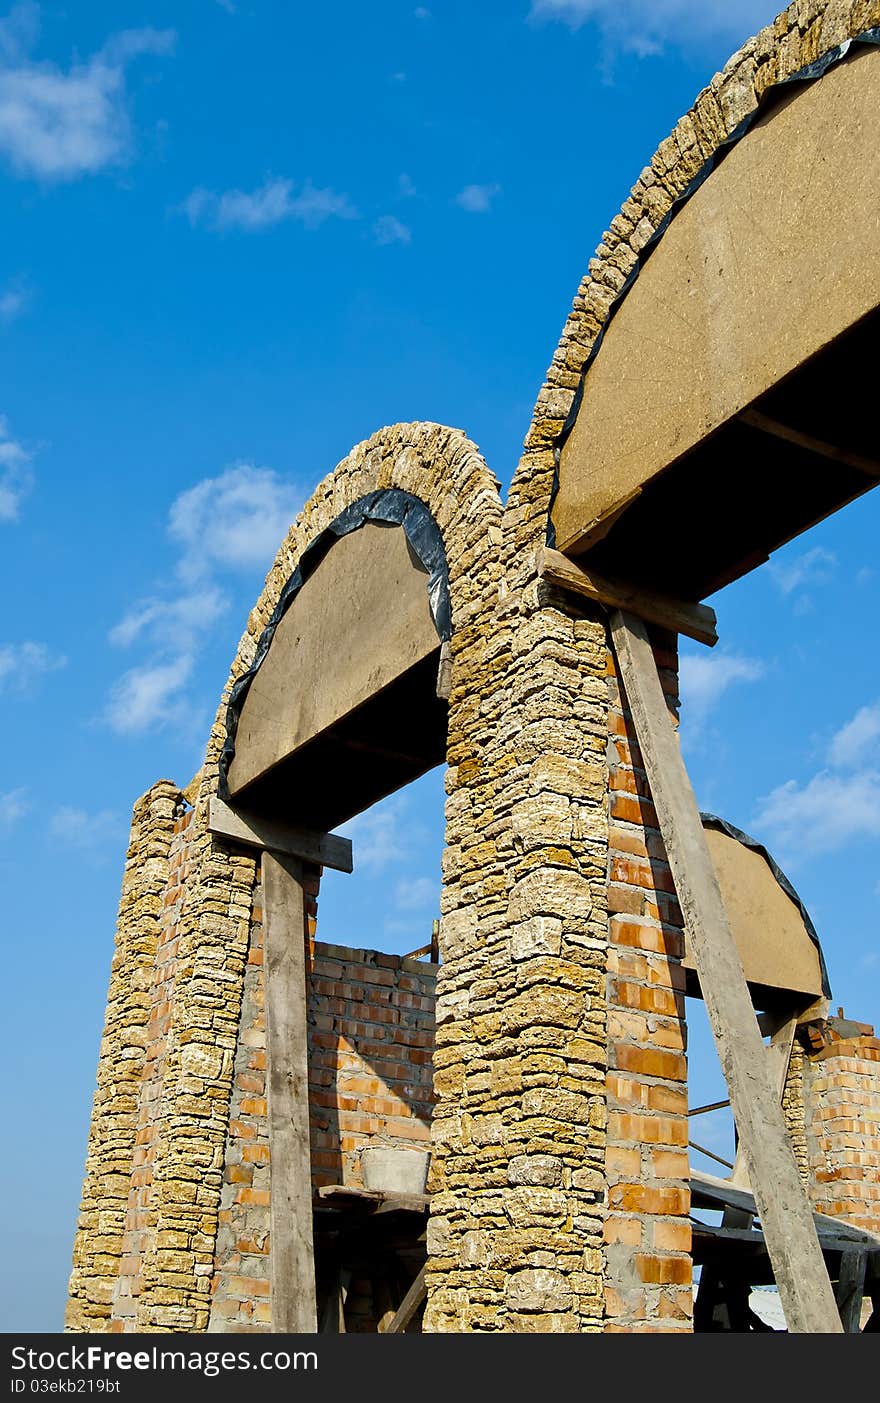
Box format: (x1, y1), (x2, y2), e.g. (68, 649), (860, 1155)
(603, 632), (692, 1331)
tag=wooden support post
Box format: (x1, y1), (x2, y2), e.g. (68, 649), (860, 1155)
(610, 610), (842, 1334)
(835, 1250), (866, 1333)
(263, 850), (318, 1332)
(384, 1266), (427, 1334)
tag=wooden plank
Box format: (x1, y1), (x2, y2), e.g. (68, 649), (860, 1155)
(691, 1171), (880, 1252)
(739, 407), (880, 479)
(539, 548), (718, 646)
(384, 1266), (427, 1334)
(209, 795), (353, 872)
(611, 609), (842, 1334)
(835, 1250), (866, 1333)
(730, 1011), (798, 1189)
(263, 851), (317, 1333)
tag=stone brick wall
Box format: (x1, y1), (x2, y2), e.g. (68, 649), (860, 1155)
(68, 0), (880, 1337)
(603, 635), (691, 1332)
(209, 930), (437, 1332)
(66, 781), (184, 1332)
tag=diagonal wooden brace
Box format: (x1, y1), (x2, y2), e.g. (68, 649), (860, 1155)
(610, 609), (842, 1333)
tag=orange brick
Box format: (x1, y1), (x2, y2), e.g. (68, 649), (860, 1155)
(635, 1253), (691, 1285)
(606, 1145), (641, 1176)
(604, 1216), (642, 1246)
(650, 1148), (689, 1179)
(613, 1045), (687, 1082)
(652, 1220), (692, 1252)
(610, 1185), (689, 1215)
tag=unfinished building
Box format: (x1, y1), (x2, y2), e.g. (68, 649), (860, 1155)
(67, 0), (880, 1334)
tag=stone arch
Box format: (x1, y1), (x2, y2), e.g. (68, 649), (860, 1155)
(420, 0), (880, 1336)
(66, 422), (502, 1332)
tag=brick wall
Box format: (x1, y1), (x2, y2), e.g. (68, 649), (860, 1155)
(208, 911), (436, 1331)
(802, 1025), (880, 1235)
(603, 632), (692, 1332)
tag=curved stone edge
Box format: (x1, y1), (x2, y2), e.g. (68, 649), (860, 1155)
(112, 423), (503, 1330)
(506, 0), (880, 561)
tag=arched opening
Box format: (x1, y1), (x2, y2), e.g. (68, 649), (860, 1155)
(212, 497), (452, 1333)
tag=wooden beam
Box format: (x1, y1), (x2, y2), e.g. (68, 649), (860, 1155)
(739, 407), (880, 479)
(209, 795), (353, 873)
(384, 1266), (427, 1334)
(690, 1169), (880, 1250)
(835, 1250), (866, 1333)
(263, 851), (317, 1332)
(538, 547), (718, 646)
(611, 609), (841, 1334)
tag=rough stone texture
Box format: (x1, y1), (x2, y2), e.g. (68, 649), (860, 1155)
(66, 782), (184, 1332)
(67, 0), (880, 1336)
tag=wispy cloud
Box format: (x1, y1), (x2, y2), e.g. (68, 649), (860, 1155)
(169, 464), (299, 582)
(0, 7), (175, 180)
(0, 785), (29, 831)
(767, 546), (836, 599)
(755, 697), (880, 857)
(373, 214), (411, 246)
(828, 703), (880, 771)
(105, 464), (301, 736)
(0, 413), (33, 520)
(528, 1), (770, 58)
(679, 650), (764, 727)
(49, 803), (122, 861)
(109, 586), (229, 652)
(394, 875), (437, 911)
(103, 655), (193, 735)
(341, 796), (417, 873)
(0, 640), (66, 695)
(0, 277), (29, 323)
(414, 6), (431, 18)
(398, 172), (416, 198)
(455, 182), (501, 213)
(754, 770), (880, 858)
(179, 177), (358, 232)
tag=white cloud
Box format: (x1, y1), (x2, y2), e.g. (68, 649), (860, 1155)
(0, 640), (66, 694)
(180, 177), (358, 233)
(169, 464), (300, 582)
(103, 654), (193, 734)
(373, 214), (411, 246)
(50, 803), (120, 854)
(455, 182), (501, 213)
(109, 586), (228, 651)
(341, 797), (414, 873)
(0, 785), (29, 831)
(679, 651), (764, 725)
(0, 278), (29, 323)
(528, 1), (770, 57)
(0, 413), (33, 520)
(767, 546), (836, 597)
(104, 464), (300, 735)
(754, 770), (880, 857)
(0, 12), (175, 180)
(398, 172), (416, 198)
(414, 6), (431, 17)
(828, 703), (880, 771)
(394, 875), (437, 911)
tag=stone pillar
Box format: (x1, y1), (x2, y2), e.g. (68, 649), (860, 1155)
(66, 781), (183, 1332)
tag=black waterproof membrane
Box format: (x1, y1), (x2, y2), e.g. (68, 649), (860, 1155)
(700, 812), (832, 999)
(219, 488), (450, 799)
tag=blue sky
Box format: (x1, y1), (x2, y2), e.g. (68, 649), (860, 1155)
(1, 1), (877, 1331)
